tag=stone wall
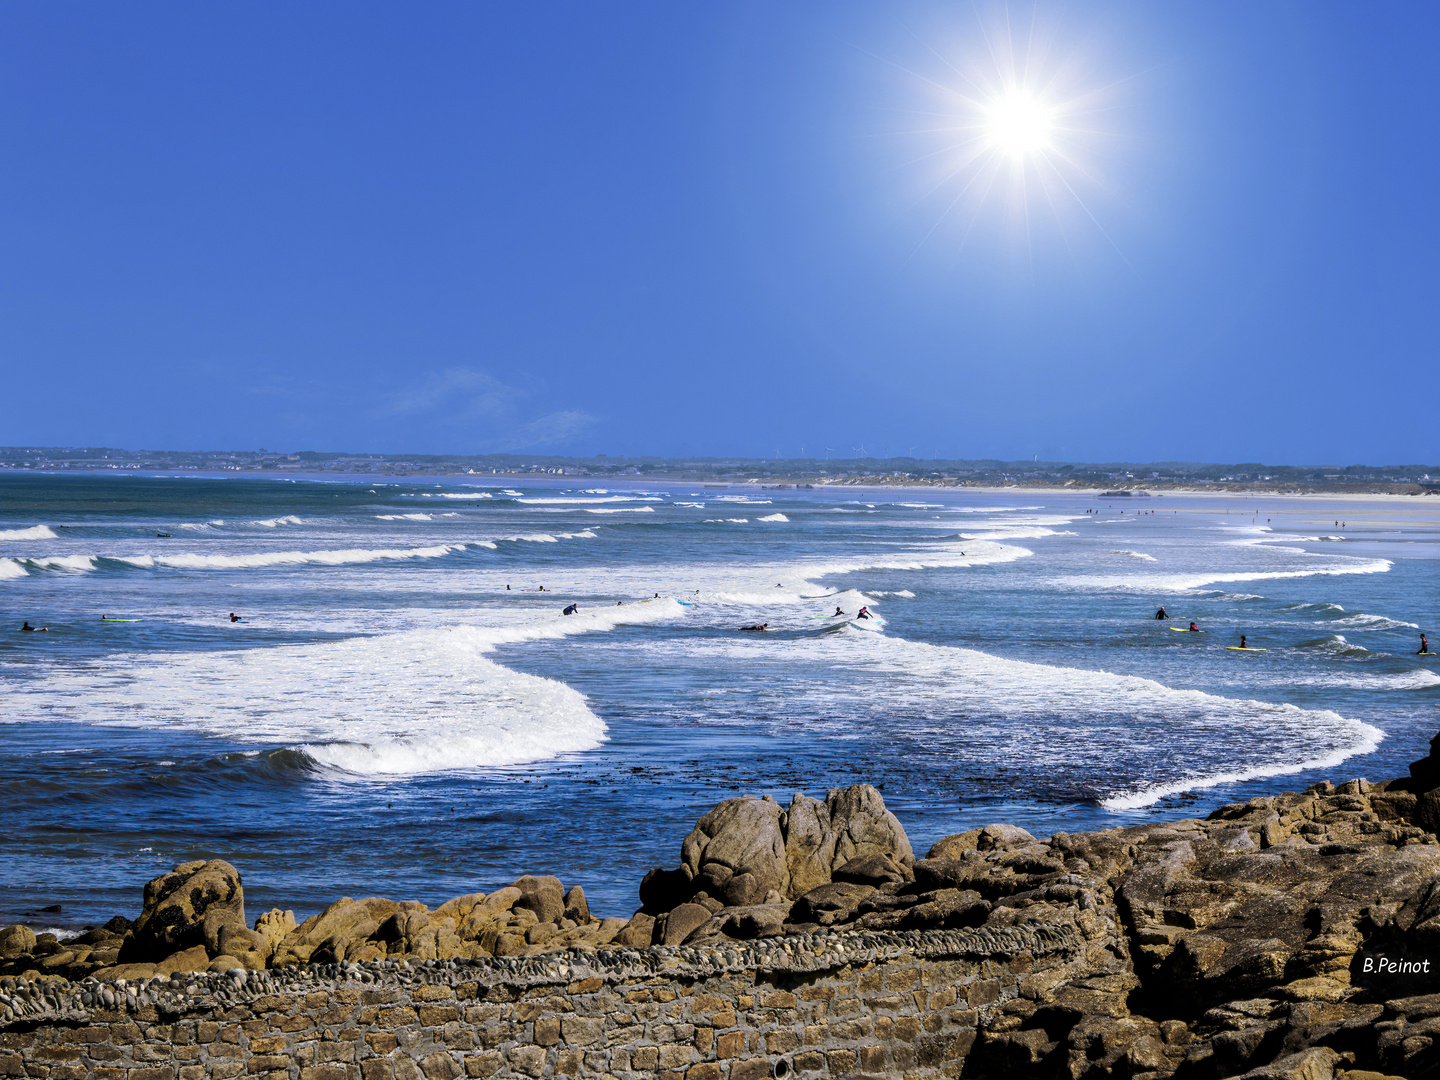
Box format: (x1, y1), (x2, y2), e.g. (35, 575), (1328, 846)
(0, 925), (1081, 1080)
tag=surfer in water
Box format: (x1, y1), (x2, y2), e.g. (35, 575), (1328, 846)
(857, 606), (872, 620)
(21, 622), (47, 632)
(1240, 635), (1248, 650)
(739, 623), (768, 632)
(229, 613), (242, 622)
(562, 604), (579, 616)
(1154, 606), (1168, 620)
(833, 606), (846, 617)
(1421, 634), (1431, 655)
(1188, 622), (1199, 632)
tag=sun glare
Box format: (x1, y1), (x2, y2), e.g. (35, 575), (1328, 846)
(884, 5), (1130, 263)
(984, 93), (1054, 158)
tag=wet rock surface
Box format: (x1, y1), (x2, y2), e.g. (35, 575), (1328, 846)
(6, 768), (1440, 1077)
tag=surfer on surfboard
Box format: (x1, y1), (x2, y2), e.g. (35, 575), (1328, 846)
(1421, 634), (1431, 655)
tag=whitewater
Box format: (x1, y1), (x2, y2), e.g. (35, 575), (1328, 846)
(0, 473), (1435, 924)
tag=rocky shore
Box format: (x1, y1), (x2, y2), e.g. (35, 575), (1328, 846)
(9, 741), (1440, 1079)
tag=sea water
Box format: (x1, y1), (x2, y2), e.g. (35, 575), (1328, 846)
(1, 473), (1436, 927)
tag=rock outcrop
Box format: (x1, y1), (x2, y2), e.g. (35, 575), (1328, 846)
(10, 768), (1440, 1076)
(117, 859), (245, 965)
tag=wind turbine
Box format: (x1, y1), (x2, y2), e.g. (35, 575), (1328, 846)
(852, 445), (867, 458)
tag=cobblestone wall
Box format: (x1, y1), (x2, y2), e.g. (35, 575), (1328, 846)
(0, 926), (1083, 1080)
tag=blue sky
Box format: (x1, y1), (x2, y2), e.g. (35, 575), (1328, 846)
(0, 2), (1434, 464)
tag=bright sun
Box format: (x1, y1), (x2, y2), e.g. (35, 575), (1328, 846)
(983, 92), (1054, 158)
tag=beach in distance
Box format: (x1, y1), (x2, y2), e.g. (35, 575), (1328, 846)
(0, 471), (1436, 930)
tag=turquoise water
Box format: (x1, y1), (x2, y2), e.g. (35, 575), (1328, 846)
(1, 473), (1436, 927)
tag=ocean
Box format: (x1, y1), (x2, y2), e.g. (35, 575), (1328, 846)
(1, 472), (1436, 929)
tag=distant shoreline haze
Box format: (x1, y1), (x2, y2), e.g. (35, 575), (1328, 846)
(1, 446), (1437, 495)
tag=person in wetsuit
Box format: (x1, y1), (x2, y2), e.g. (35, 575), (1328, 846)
(229, 613), (242, 622)
(833, 606), (845, 617)
(857, 606), (872, 620)
(1240, 635), (1248, 649)
(562, 604), (578, 616)
(1421, 634), (1431, 655)
(1155, 606), (1168, 620)
(739, 623), (768, 632)
(1189, 622), (1199, 632)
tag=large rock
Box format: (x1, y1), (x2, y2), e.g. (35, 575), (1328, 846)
(682, 796), (789, 904)
(824, 784), (913, 867)
(511, 876), (565, 924)
(120, 860), (245, 963)
(0, 925), (36, 957)
(270, 896), (405, 966)
(253, 909), (296, 958)
(658, 784), (913, 913)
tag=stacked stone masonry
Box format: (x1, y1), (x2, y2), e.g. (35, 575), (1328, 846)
(0, 926), (1082, 1080)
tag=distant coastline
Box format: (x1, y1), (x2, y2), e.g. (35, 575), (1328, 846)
(3, 445), (1437, 499)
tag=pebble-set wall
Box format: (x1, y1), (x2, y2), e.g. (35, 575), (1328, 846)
(0, 925), (1081, 1080)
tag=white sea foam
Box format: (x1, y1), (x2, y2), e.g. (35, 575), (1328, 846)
(582, 506), (656, 514)
(1108, 550), (1158, 561)
(5, 602), (688, 775)
(958, 527), (1071, 541)
(249, 515), (305, 528)
(405, 492), (495, 499)
(517, 496), (663, 504)
(119, 544), (465, 570)
(639, 625), (1380, 810)
(0, 526), (58, 541)
(1333, 613), (1420, 631)
(758, 513), (790, 523)
(376, 513), (435, 521)
(2, 555), (99, 576)
(1064, 559), (1393, 593)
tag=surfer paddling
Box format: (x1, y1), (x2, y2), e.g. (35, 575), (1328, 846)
(739, 623), (768, 632)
